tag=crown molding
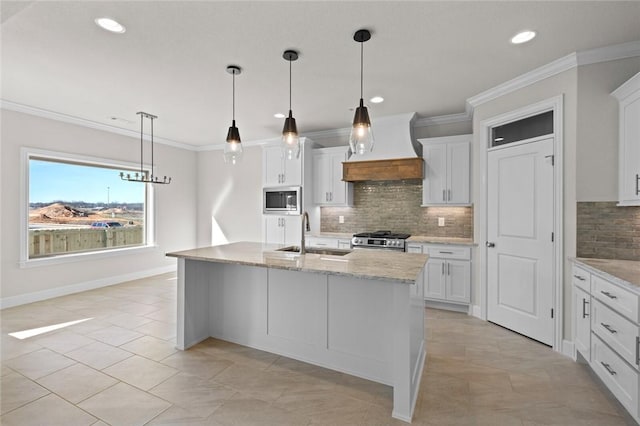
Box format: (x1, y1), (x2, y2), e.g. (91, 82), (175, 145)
(1, 100), (198, 151)
(414, 111), (472, 127)
(466, 39), (640, 110)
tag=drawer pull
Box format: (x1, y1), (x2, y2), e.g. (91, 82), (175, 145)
(601, 323), (617, 334)
(439, 251), (454, 254)
(600, 291), (617, 300)
(573, 274), (586, 281)
(582, 298), (589, 318)
(600, 362), (617, 376)
(636, 336), (639, 366)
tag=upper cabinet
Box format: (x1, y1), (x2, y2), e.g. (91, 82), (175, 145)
(263, 145), (302, 187)
(612, 72), (640, 206)
(419, 135), (471, 206)
(313, 146), (353, 206)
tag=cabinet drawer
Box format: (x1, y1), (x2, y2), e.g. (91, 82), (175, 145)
(592, 299), (640, 369)
(593, 274), (639, 322)
(426, 246), (470, 260)
(591, 334), (638, 418)
(406, 244), (423, 254)
(306, 237), (338, 249)
(572, 265), (591, 293)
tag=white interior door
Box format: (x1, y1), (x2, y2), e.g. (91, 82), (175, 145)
(487, 138), (554, 346)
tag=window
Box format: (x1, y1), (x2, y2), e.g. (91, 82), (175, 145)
(24, 150), (152, 262)
(491, 110), (553, 147)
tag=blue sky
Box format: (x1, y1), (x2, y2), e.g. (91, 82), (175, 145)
(30, 160), (145, 204)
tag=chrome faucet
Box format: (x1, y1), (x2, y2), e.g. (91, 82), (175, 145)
(300, 211), (310, 254)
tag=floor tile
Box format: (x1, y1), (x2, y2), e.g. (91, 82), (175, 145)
(135, 319), (176, 340)
(32, 330), (95, 354)
(208, 394), (310, 426)
(160, 350), (233, 379)
(120, 335), (178, 361)
(103, 355), (178, 390)
(65, 341), (133, 370)
(37, 362), (118, 403)
(3, 348), (75, 380)
(0, 372), (50, 415)
(78, 382), (171, 425)
(0, 393), (96, 426)
(87, 325), (144, 346)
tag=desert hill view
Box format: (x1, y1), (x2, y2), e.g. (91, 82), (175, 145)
(29, 202), (144, 227)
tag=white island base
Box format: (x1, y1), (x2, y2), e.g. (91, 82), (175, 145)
(174, 257), (426, 422)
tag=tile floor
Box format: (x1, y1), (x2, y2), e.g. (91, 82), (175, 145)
(0, 272), (635, 425)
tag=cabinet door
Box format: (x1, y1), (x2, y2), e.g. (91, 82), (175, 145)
(328, 152), (346, 204)
(313, 154), (331, 204)
(283, 216), (302, 247)
(447, 141), (470, 204)
(425, 259), (446, 300)
(619, 94), (640, 205)
(574, 286), (591, 361)
(337, 240), (351, 250)
(264, 146), (284, 187)
(422, 144), (447, 205)
(446, 260), (470, 303)
(264, 216), (284, 245)
(283, 153), (302, 186)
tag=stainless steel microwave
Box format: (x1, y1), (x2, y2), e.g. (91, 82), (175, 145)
(263, 186), (301, 215)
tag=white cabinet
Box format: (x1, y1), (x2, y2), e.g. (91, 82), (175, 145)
(570, 260), (640, 423)
(419, 135), (471, 206)
(612, 72), (640, 206)
(312, 147), (353, 206)
(410, 243), (471, 305)
(306, 236), (352, 250)
(263, 145), (302, 187)
(264, 215), (301, 246)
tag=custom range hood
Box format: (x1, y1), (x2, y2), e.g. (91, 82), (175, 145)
(343, 112), (423, 181)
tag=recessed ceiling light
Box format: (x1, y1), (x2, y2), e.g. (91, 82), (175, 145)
(511, 30), (536, 44)
(95, 17), (126, 34)
(274, 113), (285, 119)
(370, 96), (384, 104)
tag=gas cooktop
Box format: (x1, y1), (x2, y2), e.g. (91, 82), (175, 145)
(353, 230), (411, 239)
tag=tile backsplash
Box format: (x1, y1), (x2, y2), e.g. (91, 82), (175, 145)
(577, 202), (640, 261)
(320, 180), (473, 238)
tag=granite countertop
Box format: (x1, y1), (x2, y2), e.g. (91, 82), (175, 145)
(406, 236), (476, 246)
(573, 258), (640, 290)
(167, 242), (428, 284)
(307, 232), (354, 239)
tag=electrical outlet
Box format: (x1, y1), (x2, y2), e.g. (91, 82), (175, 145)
(339, 215), (345, 224)
(438, 217), (445, 227)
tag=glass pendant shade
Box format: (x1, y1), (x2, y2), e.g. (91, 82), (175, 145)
(349, 98), (374, 155)
(224, 119), (243, 165)
(281, 110), (300, 160)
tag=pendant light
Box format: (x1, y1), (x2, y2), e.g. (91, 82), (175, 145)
(281, 50), (300, 160)
(349, 29), (374, 156)
(120, 112), (172, 184)
(224, 65), (243, 165)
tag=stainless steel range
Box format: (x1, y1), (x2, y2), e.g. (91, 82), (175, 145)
(351, 230), (411, 252)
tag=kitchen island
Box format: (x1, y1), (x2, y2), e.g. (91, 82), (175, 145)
(166, 242), (428, 423)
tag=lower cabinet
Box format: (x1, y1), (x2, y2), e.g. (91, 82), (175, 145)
(408, 243), (471, 305)
(264, 215), (301, 246)
(305, 236), (352, 250)
(571, 261), (640, 423)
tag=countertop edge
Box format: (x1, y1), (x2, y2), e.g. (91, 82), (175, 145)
(571, 257), (640, 293)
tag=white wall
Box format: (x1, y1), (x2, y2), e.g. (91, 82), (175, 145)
(196, 145), (263, 246)
(576, 58), (640, 201)
(0, 110), (197, 305)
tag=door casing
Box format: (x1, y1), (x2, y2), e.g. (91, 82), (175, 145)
(477, 95), (564, 353)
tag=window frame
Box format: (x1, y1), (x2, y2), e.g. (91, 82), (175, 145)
(20, 147), (156, 268)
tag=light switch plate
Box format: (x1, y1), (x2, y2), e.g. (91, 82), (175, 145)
(438, 217), (445, 227)
(339, 215), (345, 224)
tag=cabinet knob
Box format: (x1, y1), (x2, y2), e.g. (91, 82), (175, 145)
(486, 242), (495, 248)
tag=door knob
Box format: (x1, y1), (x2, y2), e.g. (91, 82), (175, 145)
(486, 242), (495, 248)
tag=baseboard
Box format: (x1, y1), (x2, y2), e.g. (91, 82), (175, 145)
(562, 339), (576, 360)
(424, 299), (469, 313)
(470, 304), (482, 319)
(0, 265), (176, 309)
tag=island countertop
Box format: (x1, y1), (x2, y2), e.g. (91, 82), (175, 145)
(166, 241), (428, 284)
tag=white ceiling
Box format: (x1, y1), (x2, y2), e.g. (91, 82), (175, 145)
(2, 1), (640, 147)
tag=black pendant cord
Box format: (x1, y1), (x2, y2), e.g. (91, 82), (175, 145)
(232, 71), (236, 123)
(289, 58), (292, 112)
(360, 38), (364, 100)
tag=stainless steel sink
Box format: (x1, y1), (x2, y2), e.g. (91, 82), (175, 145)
(276, 246), (352, 256)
